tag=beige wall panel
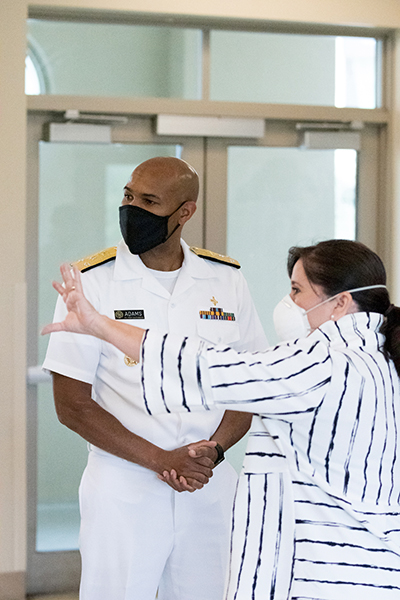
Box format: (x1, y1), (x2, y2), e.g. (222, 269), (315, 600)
(31, 0), (400, 29)
(0, 0), (27, 579)
(0, 572), (25, 600)
(390, 32), (400, 304)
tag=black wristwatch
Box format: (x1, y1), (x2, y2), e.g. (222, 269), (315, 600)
(213, 442), (225, 467)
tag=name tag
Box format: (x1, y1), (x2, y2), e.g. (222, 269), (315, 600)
(114, 309), (145, 320)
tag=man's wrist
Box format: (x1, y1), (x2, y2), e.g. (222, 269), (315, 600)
(213, 442), (225, 467)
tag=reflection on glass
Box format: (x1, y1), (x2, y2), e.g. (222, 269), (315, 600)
(27, 19), (202, 99)
(334, 150), (357, 239)
(25, 55), (41, 95)
(226, 146), (357, 344)
(335, 37), (377, 109)
(37, 143), (180, 552)
(210, 31), (378, 108)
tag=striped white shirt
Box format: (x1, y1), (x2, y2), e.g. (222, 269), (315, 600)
(141, 312), (400, 599)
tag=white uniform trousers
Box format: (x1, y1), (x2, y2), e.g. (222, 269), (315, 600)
(79, 449), (238, 600)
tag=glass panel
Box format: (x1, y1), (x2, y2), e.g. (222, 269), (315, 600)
(27, 19), (202, 99)
(210, 31), (378, 108)
(226, 146), (357, 344)
(37, 142), (180, 551)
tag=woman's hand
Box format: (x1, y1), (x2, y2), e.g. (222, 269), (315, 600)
(42, 263), (145, 362)
(41, 263), (101, 337)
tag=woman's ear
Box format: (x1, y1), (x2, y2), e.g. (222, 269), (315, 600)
(331, 291), (358, 321)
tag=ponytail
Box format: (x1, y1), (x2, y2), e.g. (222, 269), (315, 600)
(380, 305), (400, 377)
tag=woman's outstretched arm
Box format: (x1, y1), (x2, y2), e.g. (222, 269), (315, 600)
(42, 263), (146, 361)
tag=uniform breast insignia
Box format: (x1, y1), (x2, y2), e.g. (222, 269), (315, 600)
(124, 355), (139, 367)
(190, 246), (240, 269)
(71, 246), (117, 273)
(200, 306), (235, 321)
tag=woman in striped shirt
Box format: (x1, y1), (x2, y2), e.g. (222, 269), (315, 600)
(44, 239), (400, 600)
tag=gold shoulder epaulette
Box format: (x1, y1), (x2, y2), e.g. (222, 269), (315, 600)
(190, 246), (240, 269)
(71, 246), (117, 273)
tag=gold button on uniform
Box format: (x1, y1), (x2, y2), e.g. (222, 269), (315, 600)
(124, 355), (138, 367)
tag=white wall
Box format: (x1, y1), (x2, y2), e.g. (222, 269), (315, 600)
(1, 1), (400, 598)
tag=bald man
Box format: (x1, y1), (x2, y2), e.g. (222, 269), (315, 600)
(43, 157), (267, 600)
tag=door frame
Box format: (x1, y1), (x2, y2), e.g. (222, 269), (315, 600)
(26, 109), (386, 594)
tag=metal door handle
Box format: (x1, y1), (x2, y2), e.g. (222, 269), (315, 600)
(27, 365), (51, 384)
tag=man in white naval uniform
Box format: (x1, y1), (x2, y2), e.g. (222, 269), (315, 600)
(43, 157), (267, 600)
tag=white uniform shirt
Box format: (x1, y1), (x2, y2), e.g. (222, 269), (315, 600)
(43, 239), (267, 452)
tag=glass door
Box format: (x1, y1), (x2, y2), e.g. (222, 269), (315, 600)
(203, 127), (381, 472)
(26, 114), (204, 594)
(36, 143), (183, 550)
(205, 128), (381, 344)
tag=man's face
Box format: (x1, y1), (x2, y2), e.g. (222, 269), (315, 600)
(122, 166), (182, 217)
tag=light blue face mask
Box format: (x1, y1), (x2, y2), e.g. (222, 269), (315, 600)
(273, 284), (387, 343)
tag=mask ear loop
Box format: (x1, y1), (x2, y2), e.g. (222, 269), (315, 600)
(305, 284), (388, 321)
(163, 201), (188, 244)
(164, 222), (181, 243)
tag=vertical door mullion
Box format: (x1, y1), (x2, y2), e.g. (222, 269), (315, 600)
(204, 138), (228, 254)
(179, 137), (206, 248)
(201, 29), (211, 101)
(356, 124), (381, 252)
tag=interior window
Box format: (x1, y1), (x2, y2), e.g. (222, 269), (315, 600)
(210, 31), (379, 108)
(26, 19), (202, 99)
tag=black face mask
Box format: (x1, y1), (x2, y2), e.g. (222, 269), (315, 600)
(119, 202), (186, 255)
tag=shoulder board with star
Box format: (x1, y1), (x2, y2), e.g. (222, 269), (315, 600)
(71, 246), (117, 273)
(190, 246), (240, 269)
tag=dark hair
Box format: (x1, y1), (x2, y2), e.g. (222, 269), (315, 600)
(287, 239), (400, 376)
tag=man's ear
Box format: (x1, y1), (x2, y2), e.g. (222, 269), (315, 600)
(179, 201), (197, 225)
